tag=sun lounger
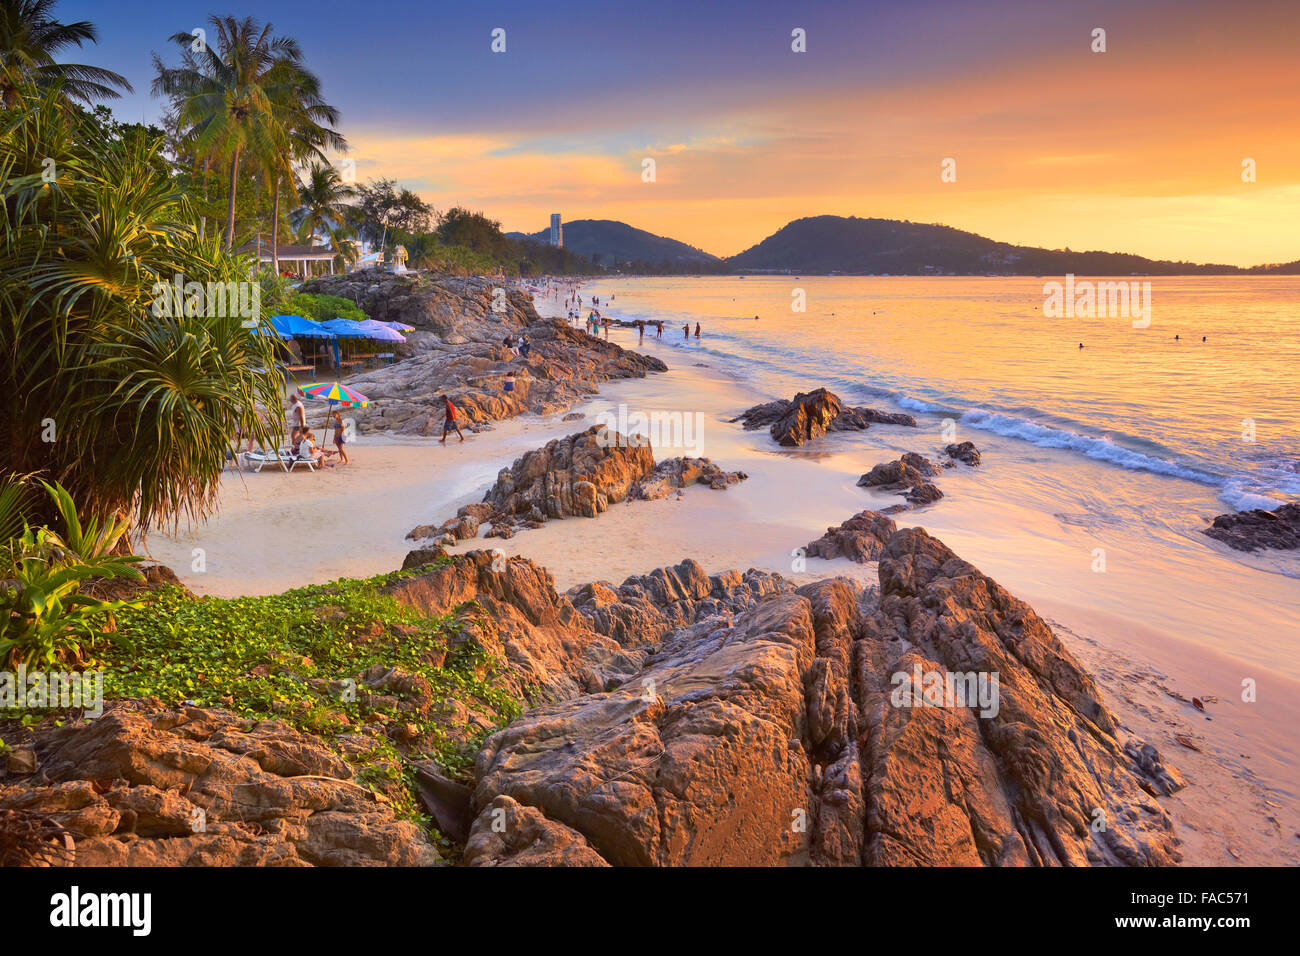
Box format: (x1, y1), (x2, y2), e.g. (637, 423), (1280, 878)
(241, 450), (317, 473)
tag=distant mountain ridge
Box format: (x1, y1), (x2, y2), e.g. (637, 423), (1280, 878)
(511, 215), (1298, 275)
(508, 219), (720, 268)
(725, 215), (1267, 275)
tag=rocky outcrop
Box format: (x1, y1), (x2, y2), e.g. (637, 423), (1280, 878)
(804, 510), (898, 562)
(630, 457), (747, 500)
(945, 441), (982, 466)
(1203, 501), (1300, 552)
(732, 388), (916, 447)
(0, 701), (439, 866)
(302, 273), (665, 436)
(407, 430), (748, 540)
(857, 453), (944, 506)
(481, 426), (655, 532)
(461, 527), (1183, 867)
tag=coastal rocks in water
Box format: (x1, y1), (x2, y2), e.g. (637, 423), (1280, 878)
(904, 482), (944, 505)
(945, 441), (982, 466)
(0, 701), (439, 866)
(804, 510), (898, 562)
(466, 526), (1182, 866)
(482, 426), (656, 528)
(1203, 501), (1300, 552)
(630, 457), (748, 500)
(732, 388), (917, 447)
(857, 452), (940, 491)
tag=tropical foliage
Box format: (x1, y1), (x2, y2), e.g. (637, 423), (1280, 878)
(0, 476), (143, 669)
(1, 87), (286, 534)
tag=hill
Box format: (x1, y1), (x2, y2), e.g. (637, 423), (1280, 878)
(725, 215), (1245, 275)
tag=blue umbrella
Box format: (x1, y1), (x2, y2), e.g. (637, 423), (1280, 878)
(354, 319), (406, 343)
(267, 314), (336, 338)
(320, 318), (372, 339)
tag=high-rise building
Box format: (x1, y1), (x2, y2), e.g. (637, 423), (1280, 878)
(549, 213), (563, 248)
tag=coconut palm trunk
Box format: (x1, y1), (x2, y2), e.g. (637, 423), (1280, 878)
(270, 175), (281, 274)
(224, 145), (241, 250)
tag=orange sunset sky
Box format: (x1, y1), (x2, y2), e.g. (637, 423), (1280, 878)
(81, 0), (1300, 265)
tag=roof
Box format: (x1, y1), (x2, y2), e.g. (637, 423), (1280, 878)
(237, 241), (338, 260)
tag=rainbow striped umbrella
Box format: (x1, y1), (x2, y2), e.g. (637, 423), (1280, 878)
(300, 382), (369, 407)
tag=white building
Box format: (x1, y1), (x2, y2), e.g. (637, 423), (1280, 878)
(549, 213), (563, 248)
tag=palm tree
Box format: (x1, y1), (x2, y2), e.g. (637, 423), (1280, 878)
(291, 161), (358, 270)
(262, 65), (345, 275)
(0, 0), (131, 108)
(152, 16), (306, 251)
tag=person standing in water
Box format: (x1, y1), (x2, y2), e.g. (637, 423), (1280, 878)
(682, 323), (689, 339)
(694, 323), (701, 338)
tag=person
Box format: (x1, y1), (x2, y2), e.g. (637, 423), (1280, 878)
(1175, 334), (1180, 341)
(331, 410), (349, 465)
(602, 317), (610, 340)
(440, 395), (465, 444)
(694, 323), (701, 338)
(504, 372), (516, 393)
(287, 390), (306, 442)
(1202, 336), (1207, 342)
(503, 333), (518, 356)
(519, 333), (531, 358)
(683, 323), (689, 339)
(656, 321), (664, 338)
(637, 320), (645, 343)
(297, 428), (328, 467)
(1078, 342), (1084, 349)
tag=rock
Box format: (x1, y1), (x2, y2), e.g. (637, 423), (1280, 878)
(904, 482), (944, 505)
(480, 426), (656, 532)
(1203, 501), (1300, 552)
(0, 701), (440, 866)
(463, 795), (609, 867)
(630, 457), (747, 501)
(804, 510), (898, 562)
(945, 441), (982, 466)
(401, 545), (447, 571)
(732, 388), (916, 447)
(464, 527), (1182, 867)
(857, 453), (940, 493)
(562, 412), (585, 422)
(411, 760), (474, 844)
(405, 524), (439, 541)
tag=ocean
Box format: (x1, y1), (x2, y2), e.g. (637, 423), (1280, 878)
(570, 275), (1300, 515)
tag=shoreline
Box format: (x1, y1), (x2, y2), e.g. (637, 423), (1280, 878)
(148, 286), (1299, 866)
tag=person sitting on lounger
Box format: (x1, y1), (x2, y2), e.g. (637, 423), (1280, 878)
(297, 428), (329, 467)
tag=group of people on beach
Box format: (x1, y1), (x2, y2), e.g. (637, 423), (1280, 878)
(285, 390), (348, 467)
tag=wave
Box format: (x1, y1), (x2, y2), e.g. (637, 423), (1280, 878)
(958, 410), (1225, 485)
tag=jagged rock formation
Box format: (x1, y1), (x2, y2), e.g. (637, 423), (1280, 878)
(804, 510), (898, 562)
(393, 530), (1185, 867)
(404, 429), (747, 542)
(732, 388), (917, 447)
(1203, 501), (1300, 552)
(945, 441), (982, 466)
(858, 453), (944, 506)
(0, 701), (439, 866)
(301, 272), (665, 435)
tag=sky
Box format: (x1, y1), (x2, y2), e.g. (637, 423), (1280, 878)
(61, 0), (1300, 265)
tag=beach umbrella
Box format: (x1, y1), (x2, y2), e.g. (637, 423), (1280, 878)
(300, 381), (370, 433)
(353, 319), (406, 342)
(319, 318), (371, 338)
(268, 314), (336, 338)
(376, 320), (415, 332)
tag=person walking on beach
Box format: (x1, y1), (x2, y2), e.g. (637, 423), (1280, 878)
(330, 410), (349, 465)
(440, 395), (465, 444)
